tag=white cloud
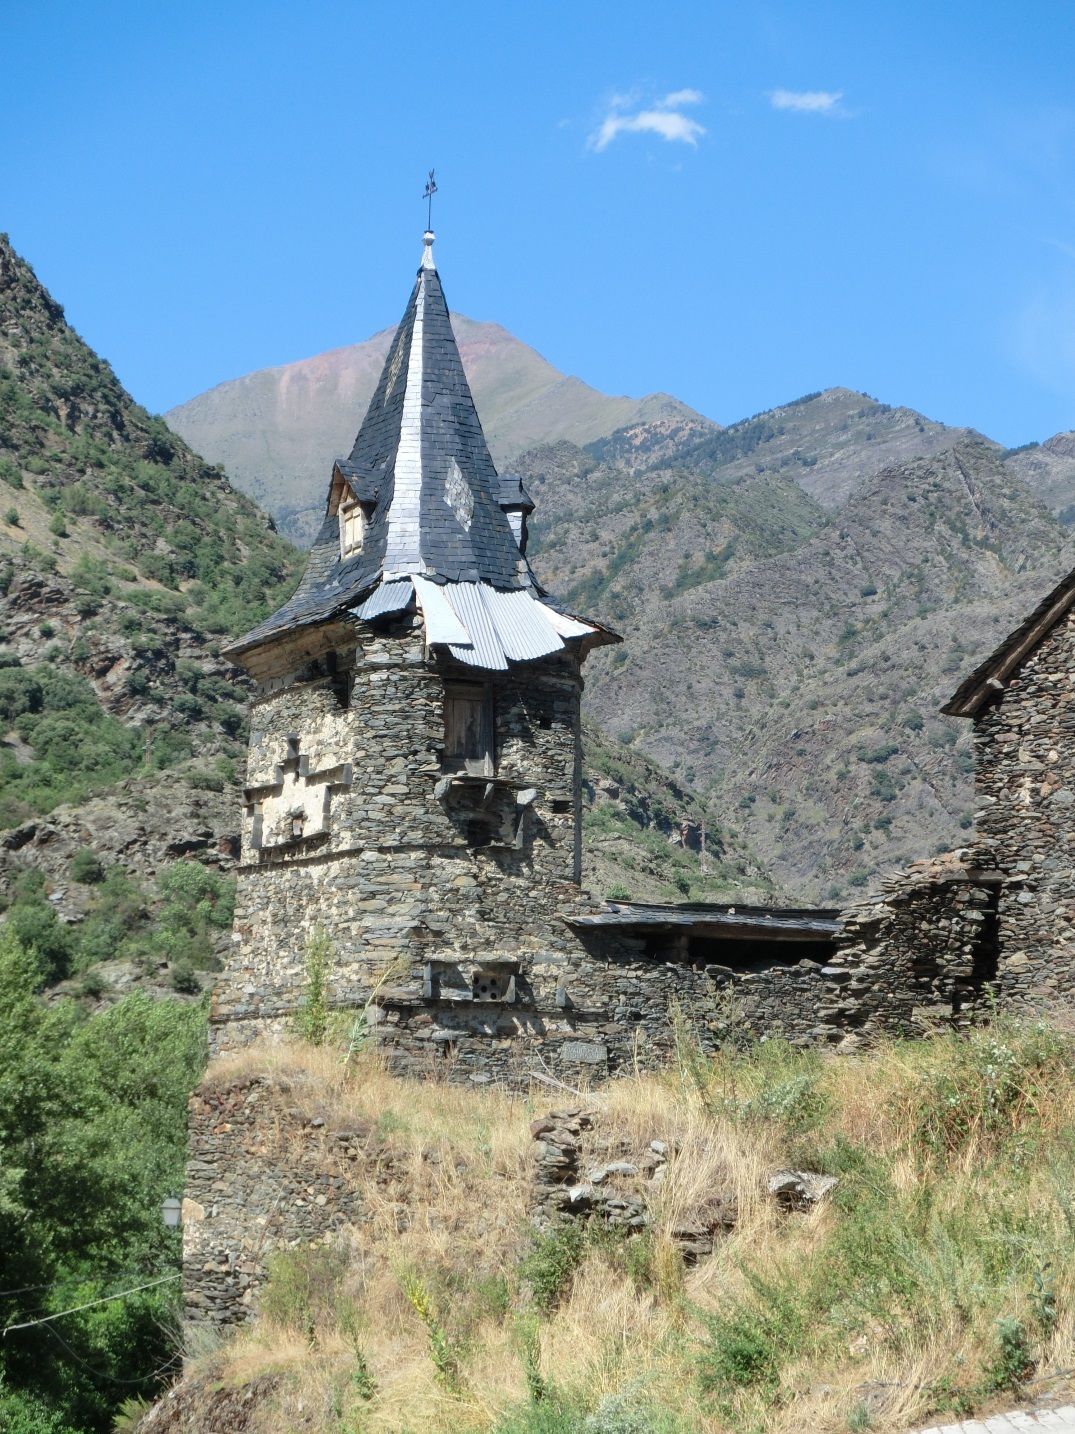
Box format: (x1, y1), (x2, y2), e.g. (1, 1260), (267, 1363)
(589, 88), (706, 152)
(660, 88), (704, 108)
(769, 88), (845, 115)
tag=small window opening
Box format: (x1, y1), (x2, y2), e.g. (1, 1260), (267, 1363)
(472, 968), (514, 1002)
(506, 509), (528, 553)
(443, 683), (494, 775)
(473, 969), (506, 1002)
(339, 498), (366, 558)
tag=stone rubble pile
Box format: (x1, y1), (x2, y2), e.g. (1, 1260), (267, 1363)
(766, 1169), (839, 1210)
(529, 1109), (835, 1265)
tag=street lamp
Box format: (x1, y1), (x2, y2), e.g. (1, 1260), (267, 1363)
(162, 1197), (182, 1229)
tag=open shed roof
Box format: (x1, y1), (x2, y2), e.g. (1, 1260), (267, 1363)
(568, 902), (841, 941)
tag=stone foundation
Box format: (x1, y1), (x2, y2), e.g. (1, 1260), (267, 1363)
(182, 1074), (374, 1327)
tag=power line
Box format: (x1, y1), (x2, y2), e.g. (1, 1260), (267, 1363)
(0, 1264), (178, 1299)
(2, 1273), (179, 1336)
(0, 1266), (180, 1326)
(37, 1320), (182, 1387)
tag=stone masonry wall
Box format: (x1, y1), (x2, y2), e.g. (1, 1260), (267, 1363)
(972, 610), (1075, 1007)
(183, 1074), (370, 1327)
(831, 852), (999, 1033)
(213, 611), (587, 1058)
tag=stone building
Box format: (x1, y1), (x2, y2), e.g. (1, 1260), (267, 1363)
(829, 568), (1075, 1020)
(203, 230), (866, 1086)
(940, 572), (1075, 1006)
(184, 232), (1006, 1327)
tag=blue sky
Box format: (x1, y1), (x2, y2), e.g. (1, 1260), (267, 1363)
(3, 0), (1075, 445)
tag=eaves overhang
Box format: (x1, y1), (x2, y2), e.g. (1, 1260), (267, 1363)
(942, 567), (1075, 718)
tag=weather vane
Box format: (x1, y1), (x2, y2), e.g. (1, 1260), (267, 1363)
(423, 169), (438, 230)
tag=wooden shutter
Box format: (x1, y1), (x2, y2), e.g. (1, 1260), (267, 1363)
(444, 684), (493, 775)
(339, 500), (364, 557)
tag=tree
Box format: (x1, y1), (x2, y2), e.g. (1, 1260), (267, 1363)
(0, 926), (207, 1430)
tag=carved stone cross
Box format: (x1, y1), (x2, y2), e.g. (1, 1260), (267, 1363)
(244, 734), (353, 851)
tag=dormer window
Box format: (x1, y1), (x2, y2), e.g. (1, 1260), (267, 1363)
(496, 473), (535, 556)
(330, 460), (379, 561)
(339, 498), (366, 558)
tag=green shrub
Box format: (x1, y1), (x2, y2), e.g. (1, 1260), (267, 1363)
(186, 768), (225, 791)
(0, 928), (206, 1429)
(0, 663), (147, 820)
(77, 969), (108, 999)
(70, 847), (105, 884)
(984, 1316), (1034, 1391)
(261, 1244), (351, 1334)
(0, 1389), (80, 1433)
(520, 1224), (587, 1313)
(697, 1299), (792, 1393)
(0, 457), (24, 488)
(913, 1021), (1071, 1158)
(168, 959), (201, 994)
(296, 927), (332, 1045)
(6, 896), (73, 984)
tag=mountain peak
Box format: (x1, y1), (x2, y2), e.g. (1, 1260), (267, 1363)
(166, 317), (714, 545)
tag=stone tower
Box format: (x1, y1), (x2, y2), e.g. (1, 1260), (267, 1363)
(213, 230), (618, 1070)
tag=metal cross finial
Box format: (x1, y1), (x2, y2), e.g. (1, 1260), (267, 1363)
(423, 169), (438, 230)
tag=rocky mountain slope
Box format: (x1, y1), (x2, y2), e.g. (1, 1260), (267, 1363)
(523, 433), (1075, 898)
(0, 232), (305, 996)
(1006, 432), (1075, 520)
(10, 229), (1075, 909)
(165, 316), (712, 544)
(0, 235), (743, 1005)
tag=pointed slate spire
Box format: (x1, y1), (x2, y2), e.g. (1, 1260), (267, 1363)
(227, 231), (537, 657)
(340, 229), (529, 589)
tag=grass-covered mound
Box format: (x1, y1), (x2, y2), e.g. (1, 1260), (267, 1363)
(166, 1020), (1075, 1433)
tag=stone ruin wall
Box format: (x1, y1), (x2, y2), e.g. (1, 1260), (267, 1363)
(819, 608), (1075, 1028)
(183, 1074), (367, 1327)
(972, 609), (1075, 1009)
(829, 854), (999, 1032)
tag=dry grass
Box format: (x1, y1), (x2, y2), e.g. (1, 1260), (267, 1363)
(180, 1020), (1075, 1434)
